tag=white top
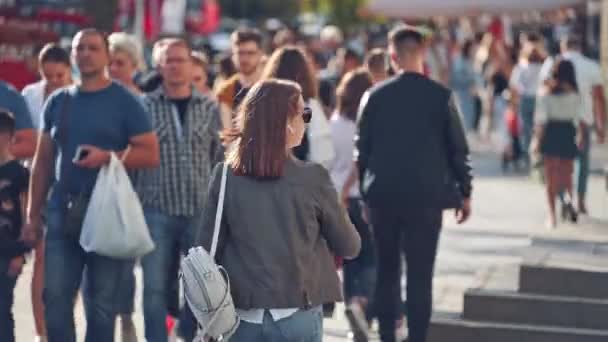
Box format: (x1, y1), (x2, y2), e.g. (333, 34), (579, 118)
(329, 114), (359, 198)
(21, 80), (46, 129)
(510, 61), (543, 97)
(236, 308), (299, 324)
(539, 51), (603, 125)
(535, 93), (582, 125)
(307, 98), (335, 169)
(161, 0), (186, 34)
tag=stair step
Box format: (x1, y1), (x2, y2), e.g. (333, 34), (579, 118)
(463, 289), (608, 330)
(428, 316), (608, 342)
(519, 264), (608, 299)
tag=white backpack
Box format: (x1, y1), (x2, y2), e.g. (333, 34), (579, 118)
(181, 163), (240, 341)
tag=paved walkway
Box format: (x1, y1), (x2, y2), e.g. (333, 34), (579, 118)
(13, 138), (608, 341)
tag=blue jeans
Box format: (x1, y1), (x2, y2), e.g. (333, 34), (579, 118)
(141, 206), (201, 342)
(116, 264), (135, 315)
(519, 96), (536, 155)
(44, 209), (133, 342)
(454, 89), (476, 131)
(576, 125), (591, 196)
(230, 307), (323, 342)
(343, 199), (376, 305)
(559, 125), (591, 205)
(0, 258), (18, 342)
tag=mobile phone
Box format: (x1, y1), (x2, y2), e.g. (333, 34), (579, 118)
(73, 146), (90, 163)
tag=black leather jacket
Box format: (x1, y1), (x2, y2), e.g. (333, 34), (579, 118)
(355, 72), (473, 209)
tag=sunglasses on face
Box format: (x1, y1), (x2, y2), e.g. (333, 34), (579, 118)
(302, 107), (312, 123)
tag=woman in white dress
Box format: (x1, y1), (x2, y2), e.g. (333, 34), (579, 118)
(21, 43), (72, 342)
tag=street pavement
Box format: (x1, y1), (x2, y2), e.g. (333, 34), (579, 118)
(13, 136), (608, 341)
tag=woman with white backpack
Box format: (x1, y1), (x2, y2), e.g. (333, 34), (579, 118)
(195, 79), (360, 341)
(260, 46), (335, 169)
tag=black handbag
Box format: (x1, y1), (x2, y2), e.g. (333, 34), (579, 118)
(57, 93), (90, 241)
(63, 191), (90, 241)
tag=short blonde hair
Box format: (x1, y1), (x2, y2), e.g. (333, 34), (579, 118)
(108, 32), (145, 71)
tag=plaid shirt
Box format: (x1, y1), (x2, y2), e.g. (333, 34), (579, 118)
(136, 87), (222, 217)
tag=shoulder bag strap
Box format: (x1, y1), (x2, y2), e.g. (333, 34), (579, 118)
(57, 91), (72, 194)
(210, 162), (228, 257)
(58, 91), (71, 150)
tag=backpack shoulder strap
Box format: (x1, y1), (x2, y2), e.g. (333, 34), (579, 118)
(210, 163), (228, 257)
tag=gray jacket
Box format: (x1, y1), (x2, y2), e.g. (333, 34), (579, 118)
(197, 159), (360, 310)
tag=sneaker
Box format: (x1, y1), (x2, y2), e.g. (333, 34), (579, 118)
(345, 302), (369, 342)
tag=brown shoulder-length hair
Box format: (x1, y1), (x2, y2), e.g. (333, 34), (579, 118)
(226, 79), (302, 179)
(336, 68), (373, 121)
(260, 46), (318, 101)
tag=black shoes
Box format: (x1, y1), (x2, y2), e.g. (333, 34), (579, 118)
(561, 202), (578, 223)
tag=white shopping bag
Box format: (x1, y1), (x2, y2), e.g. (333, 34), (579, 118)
(80, 152), (155, 259)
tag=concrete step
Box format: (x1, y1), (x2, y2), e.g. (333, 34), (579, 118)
(428, 316), (608, 342)
(519, 264), (608, 299)
(463, 289), (608, 330)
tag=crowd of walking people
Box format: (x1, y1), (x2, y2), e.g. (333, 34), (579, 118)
(0, 15), (605, 342)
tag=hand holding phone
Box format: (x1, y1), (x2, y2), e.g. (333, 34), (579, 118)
(73, 145), (110, 169)
(72, 146), (90, 163)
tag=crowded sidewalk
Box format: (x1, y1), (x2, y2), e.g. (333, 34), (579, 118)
(11, 136), (608, 341)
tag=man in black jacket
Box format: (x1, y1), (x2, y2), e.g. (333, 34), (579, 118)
(355, 26), (473, 342)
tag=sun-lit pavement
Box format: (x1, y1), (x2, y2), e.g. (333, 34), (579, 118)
(14, 137), (608, 341)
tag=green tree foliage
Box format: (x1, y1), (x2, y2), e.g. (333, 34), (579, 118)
(218, 0), (298, 20)
(306, 0), (369, 29)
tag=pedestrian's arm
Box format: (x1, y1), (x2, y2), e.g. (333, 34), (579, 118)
(24, 133), (54, 243)
(530, 93), (552, 153)
(577, 121), (588, 151)
(592, 84), (606, 142)
(219, 103), (233, 130)
(16, 191), (32, 253)
(340, 164), (358, 206)
(445, 94), (473, 199)
(119, 132), (160, 169)
(354, 91), (373, 183)
(317, 165), (361, 259)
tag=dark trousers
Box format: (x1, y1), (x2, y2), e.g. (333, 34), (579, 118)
(370, 207), (442, 342)
(343, 199), (376, 302)
(0, 258), (18, 342)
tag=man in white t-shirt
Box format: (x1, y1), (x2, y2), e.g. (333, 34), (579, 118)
(540, 35), (607, 214)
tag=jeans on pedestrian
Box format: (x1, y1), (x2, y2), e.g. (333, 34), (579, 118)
(370, 207), (442, 342)
(140, 206), (201, 342)
(343, 199), (376, 313)
(493, 97), (509, 150)
(0, 257), (18, 342)
(116, 263), (136, 315)
(519, 96), (536, 156)
(576, 125), (591, 196)
(230, 307), (323, 342)
(44, 208), (133, 342)
(454, 89), (476, 131)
